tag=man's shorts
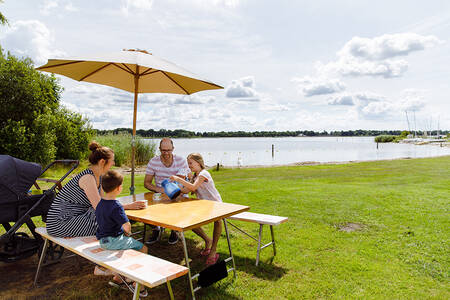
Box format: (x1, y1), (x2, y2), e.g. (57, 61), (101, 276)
(99, 234), (143, 251)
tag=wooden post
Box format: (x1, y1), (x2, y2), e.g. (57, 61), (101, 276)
(216, 163), (220, 171)
(376, 142), (379, 149)
(272, 144), (274, 157)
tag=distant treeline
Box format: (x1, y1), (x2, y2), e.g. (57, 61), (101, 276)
(94, 128), (450, 138)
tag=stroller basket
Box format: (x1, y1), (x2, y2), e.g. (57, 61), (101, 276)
(0, 156), (79, 262)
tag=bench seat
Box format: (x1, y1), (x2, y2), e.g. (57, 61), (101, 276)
(227, 212), (288, 266)
(228, 212), (288, 226)
(34, 227), (188, 299)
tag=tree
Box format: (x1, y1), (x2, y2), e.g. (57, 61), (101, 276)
(0, 0), (8, 26)
(0, 47), (93, 164)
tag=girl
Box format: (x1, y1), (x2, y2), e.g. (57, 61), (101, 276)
(170, 153), (222, 266)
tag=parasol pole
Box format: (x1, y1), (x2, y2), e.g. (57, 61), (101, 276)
(130, 65), (139, 195)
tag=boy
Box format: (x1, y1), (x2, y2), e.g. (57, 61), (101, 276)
(96, 170), (147, 253)
(95, 170), (148, 296)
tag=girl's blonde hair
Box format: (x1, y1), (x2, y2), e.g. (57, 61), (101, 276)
(187, 153), (205, 170)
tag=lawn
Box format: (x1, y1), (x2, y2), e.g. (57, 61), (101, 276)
(1, 156), (449, 299)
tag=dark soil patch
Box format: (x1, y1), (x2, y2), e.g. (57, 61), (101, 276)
(337, 222), (365, 232)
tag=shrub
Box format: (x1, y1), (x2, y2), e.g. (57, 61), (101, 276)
(52, 107), (94, 160)
(374, 135), (396, 143)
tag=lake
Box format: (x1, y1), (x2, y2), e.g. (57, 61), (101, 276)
(144, 137), (450, 167)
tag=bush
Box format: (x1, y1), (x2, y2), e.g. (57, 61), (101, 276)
(375, 135), (396, 143)
(95, 133), (156, 167)
(53, 107), (94, 160)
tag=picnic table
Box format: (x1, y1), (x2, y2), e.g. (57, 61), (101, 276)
(118, 192), (249, 299)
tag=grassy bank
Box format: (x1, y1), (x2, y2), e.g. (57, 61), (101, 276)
(1, 156), (449, 299)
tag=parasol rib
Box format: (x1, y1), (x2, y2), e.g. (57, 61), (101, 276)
(36, 60), (84, 70)
(119, 63), (135, 74)
(139, 68), (157, 76)
(79, 63), (113, 81)
(161, 71), (190, 94)
(111, 63), (135, 75)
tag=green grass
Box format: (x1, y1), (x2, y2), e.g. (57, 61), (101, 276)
(2, 156), (449, 299)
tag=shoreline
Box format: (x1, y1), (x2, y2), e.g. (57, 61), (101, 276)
(118, 154), (450, 173)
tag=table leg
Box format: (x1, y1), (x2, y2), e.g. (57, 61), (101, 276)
(222, 219), (236, 278)
(34, 238), (49, 287)
(256, 224), (263, 266)
(180, 232), (195, 300)
(270, 225), (276, 257)
(166, 280), (174, 300)
(132, 282), (140, 300)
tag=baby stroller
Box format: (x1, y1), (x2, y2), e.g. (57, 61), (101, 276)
(0, 155), (79, 263)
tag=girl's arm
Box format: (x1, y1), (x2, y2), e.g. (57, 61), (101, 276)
(170, 175), (206, 192)
(122, 222), (132, 235)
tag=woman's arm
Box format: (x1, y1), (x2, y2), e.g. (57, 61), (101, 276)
(79, 174), (101, 209)
(170, 175), (206, 192)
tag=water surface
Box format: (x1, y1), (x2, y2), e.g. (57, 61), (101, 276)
(144, 137), (450, 167)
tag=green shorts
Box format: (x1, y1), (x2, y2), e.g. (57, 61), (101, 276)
(99, 234), (143, 251)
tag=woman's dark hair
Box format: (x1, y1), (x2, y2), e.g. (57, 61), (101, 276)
(88, 141), (114, 165)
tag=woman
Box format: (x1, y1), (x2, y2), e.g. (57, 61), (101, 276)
(46, 141), (145, 237)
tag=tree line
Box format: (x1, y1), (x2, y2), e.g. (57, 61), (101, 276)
(95, 128), (448, 138)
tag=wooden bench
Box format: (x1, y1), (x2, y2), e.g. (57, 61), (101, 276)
(227, 212), (288, 266)
(34, 227), (188, 300)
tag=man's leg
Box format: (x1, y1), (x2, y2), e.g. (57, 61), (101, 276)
(146, 226), (163, 245)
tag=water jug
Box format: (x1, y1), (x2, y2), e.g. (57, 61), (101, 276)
(162, 179), (181, 199)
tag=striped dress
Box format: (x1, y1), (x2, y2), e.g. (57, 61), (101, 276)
(46, 169), (100, 237)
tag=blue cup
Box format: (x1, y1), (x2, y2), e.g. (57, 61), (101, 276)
(162, 179), (181, 199)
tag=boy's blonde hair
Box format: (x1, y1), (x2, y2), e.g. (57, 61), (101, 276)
(187, 153), (205, 170)
(102, 170), (123, 193)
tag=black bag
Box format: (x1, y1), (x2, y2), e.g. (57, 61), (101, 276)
(198, 260), (228, 287)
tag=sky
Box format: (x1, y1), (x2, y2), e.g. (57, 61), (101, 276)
(1, 0), (449, 132)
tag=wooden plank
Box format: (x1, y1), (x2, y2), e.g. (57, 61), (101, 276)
(228, 212), (288, 226)
(35, 227), (188, 288)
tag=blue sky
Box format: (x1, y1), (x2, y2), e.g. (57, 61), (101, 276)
(1, 0), (449, 132)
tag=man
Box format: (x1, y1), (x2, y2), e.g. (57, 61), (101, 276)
(144, 138), (189, 244)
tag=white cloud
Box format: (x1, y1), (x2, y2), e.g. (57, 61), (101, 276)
(328, 94), (355, 106)
(339, 33), (442, 61)
(121, 0), (154, 16)
(40, 0), (59, 15)
(327, 92), (385, 106)
(39, 0), (79, 15)
(0, 20), (66, 65)
(327, 90), (427, 120)
(225, 76), (259, 99)
(318, 33), (443, 78)
(318, 58), (409, 78)
(397, 89), (426, 111)
(292, 76), (346, 97)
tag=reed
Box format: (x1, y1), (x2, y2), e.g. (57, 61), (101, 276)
(95, 133), (156, 167)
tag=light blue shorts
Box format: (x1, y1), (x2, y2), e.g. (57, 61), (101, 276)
(99, 234), (143, 251)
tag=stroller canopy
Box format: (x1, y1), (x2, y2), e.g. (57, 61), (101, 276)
(0, 155), (41, 204)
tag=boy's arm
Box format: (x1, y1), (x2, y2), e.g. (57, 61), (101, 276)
(122, 222), (132, 235)
(113, 204), (131, 235)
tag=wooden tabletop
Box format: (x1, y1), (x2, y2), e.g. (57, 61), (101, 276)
(119, 192), (249, 231)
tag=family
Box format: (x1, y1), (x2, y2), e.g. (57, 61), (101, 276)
(45, 138), (222, 287)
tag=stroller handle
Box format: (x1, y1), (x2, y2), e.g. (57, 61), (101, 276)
(40, 160), (79, 193)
